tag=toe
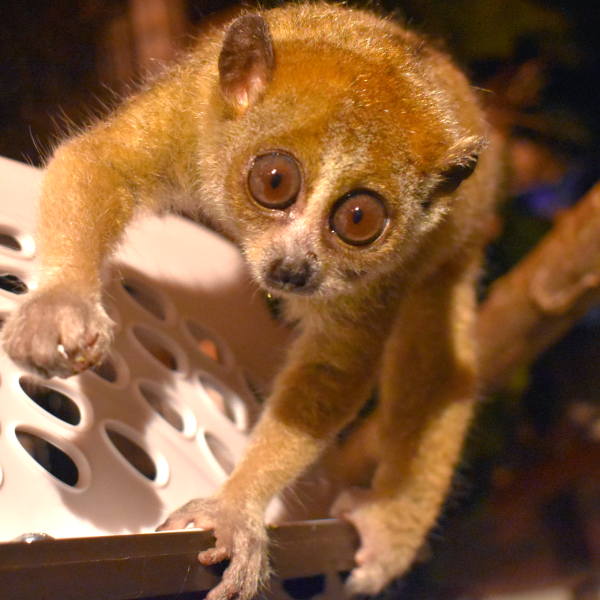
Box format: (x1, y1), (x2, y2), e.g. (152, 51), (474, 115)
(345, 563), (388, 597)
(199, 546), (230, 565)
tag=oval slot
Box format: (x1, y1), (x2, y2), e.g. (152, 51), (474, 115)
(0, 233), (21, 251)
(133, 326), (179, 371)
(105, 426), (157, 481)
(199, 377), (247, 429)
(0, 274), (27, 294)
(186, 321), (221, 363)
(16, 430), (79, 487)
(122, 279), (166, 320)
(90, 358), (118, 383)
(139, 383), (184, 432)
(204, 432), (235, 475)
(20, 377), (81, 426)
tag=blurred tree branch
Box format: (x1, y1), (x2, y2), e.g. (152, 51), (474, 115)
(479, 179), (600, 390)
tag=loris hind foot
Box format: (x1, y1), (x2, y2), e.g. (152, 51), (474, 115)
(332, 488), (426, 596)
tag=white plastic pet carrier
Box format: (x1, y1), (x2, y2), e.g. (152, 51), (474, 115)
(0, 156), (357, 600)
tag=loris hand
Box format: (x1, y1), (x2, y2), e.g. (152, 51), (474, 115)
(2, 287), (114, 378)
(157, 496), (270, 600)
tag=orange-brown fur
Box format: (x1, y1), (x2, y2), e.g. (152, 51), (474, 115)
(2, 5), (500, 599)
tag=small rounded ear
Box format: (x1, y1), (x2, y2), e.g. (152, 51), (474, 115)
(434, 153), (479, 196)
(426, 134), (484, 204)
(422, 136), (483, 210)
(218, 14), (275, 113)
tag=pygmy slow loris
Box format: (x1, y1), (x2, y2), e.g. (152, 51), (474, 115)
(2, 4), (500, 599)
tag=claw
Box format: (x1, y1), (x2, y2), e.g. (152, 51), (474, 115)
(1, 288), (113, 379)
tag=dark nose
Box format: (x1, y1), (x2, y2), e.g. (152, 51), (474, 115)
(266, 258), (313, 291)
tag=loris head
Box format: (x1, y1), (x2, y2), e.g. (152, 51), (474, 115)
(204, 6), (486, 300)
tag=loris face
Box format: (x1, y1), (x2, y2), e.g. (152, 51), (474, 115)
(211, 35), (481, 301)
(239, 146), (406, 299)
(218, 136), (478, 303)
(215, 131), (404, 300)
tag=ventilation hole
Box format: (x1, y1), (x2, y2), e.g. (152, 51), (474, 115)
(90, 358), (118, 383)
(244, 372), (265, 404)
(19, 377), (81, 426)
(0, 274), (27, 294)
(186, 321), (221, 363)
(105, 427), (157, 480)
(198, 339), (219, 362)
(199, 378), (249, 430)
(204, 432), (235, 475)
(139, 383), (184, 432)
(133, 326), (178, 371)
(16, 430), (79, 486)
(122, 279), (166, 320)
(200, 378), (237, 422)
(282, 575), (327, 599)
(0, 233), (21, 251)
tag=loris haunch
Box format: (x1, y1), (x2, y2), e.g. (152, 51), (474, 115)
(2, 4), (500, 599)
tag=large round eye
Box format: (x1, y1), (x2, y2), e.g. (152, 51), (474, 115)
(330, 192), (387, 246)
(248, 153), (302, 209)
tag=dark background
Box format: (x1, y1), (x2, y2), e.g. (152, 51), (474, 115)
(1, 0), (600, 166)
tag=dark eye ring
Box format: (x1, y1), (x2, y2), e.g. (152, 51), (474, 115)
(330, 191), (388, 246)
(247, 152), (302, 210)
